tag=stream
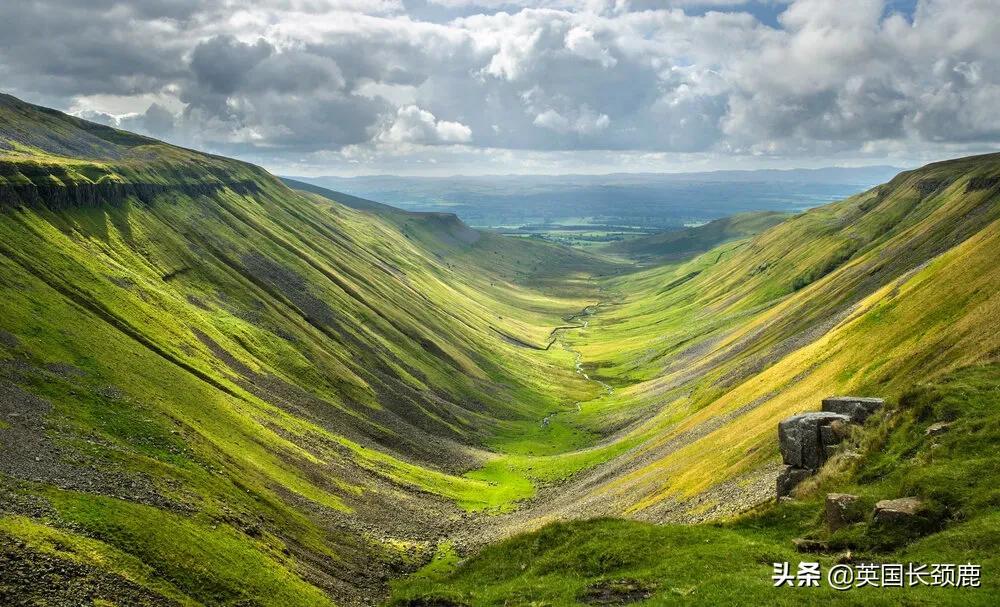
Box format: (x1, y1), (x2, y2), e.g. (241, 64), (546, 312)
(540, 303), (614, 428)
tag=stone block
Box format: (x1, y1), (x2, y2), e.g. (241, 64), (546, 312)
(776, 465), (813, 498)
(822, 396), (884, 424)
(825, 493), (864, 530)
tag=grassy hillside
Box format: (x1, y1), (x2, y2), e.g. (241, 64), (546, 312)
(392, 363), (1000, 605)
(0, 94), (620, 604)
(392, 154), (1000, 604)
(604, 211), (790, 263)
(1, 92), (997, 606)
(529, 152), (1000, 519)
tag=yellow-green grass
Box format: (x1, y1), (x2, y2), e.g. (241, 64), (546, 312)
(392, 363), (1000, 605)
(3, 93), (999, 604)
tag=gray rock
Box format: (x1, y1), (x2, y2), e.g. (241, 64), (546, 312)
(819, 419), (850, 445)
(776, 465), (813, 498)
(822, 396), (884, 424)
(925, 422), (952, 436)
(825, 493), (864, 531)
(778, 412), (851, 469)
(873, 497), (925, 524)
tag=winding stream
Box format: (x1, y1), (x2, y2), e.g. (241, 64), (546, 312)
(540, 303), (614, 428)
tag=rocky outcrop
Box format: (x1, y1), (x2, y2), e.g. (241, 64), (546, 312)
(776, 396), (884, 498)
(872, 497), (925, 523)
(779, 412), (851, 469)
(820, 396), (884, 424)
(825, 493), (864, 530)
(0, 177), (263, 211)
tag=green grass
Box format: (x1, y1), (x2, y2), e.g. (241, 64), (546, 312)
(0, 94), (624, 602)
(2, 94), (999, 605)
(46, 491), (334, 607)
(391, 364), (1000, 605)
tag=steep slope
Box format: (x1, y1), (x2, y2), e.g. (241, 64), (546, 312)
(0, 94), (616, 605)
(393, 363), (1000, 605)
(2, 93), (998, 606)
(605, 211), (790, 263)
(393, 156), (1000, 603)
(474, 152), (999, 523)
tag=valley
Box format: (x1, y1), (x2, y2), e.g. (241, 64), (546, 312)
(0, 94), (998, 606)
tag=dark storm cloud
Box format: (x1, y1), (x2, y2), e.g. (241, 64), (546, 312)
(189, 36), (276, 96)
(0, 1), (190, 100)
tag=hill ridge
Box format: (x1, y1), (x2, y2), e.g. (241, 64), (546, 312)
(1, 93), (998, 605)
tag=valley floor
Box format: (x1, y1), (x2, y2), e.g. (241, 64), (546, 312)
(1, 96), (998, 606)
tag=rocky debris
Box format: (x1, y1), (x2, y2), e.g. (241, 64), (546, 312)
(0, 535), (179, 607)
(925, 421), (953, 436)
(776, 396), (884, 498)
(821, 396), (885, 424)
(872, 497), (925, 524)
(579, 579), (656, 605)
(0, 370), (183, 513)
(825, 493), (864, 531)
(792, 538), (829, 553)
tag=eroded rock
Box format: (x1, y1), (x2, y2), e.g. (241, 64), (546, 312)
(869, 496), (941, 547)
(872, 497), (925, 523)
(775, 396), (884, 499)
(776, 465), (813, 498)
(778, 412), (851, 470)
(825, 493), (864, 531)
(821, 396), (884, 424)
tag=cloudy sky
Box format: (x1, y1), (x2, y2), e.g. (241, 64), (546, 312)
(1, 0), (998, 175)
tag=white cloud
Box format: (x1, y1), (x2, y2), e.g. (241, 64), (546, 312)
(380, 105), (473, 144)
(533, 106), (610, 134)
(565, 26), (617, 68)
(4, 0), (1000, 173)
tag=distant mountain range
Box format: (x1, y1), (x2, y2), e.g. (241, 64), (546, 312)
(2, 93), (998, 605)
(287, 166), (904, 230)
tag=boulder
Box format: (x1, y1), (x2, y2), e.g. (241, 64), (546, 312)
(821, 396), (884, 424)
(776, 465), (814, 498)
(872, 497), (925, 524)
(778, 412), (851, 469)
(870, 497), (941, 547)
(819, 419), (850, 445)
(925, 422), (952, 436)
(825, 493), (864, 531)
(774, 396), (884, 501)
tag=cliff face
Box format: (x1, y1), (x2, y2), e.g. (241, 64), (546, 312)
(0, 170), (263, 209)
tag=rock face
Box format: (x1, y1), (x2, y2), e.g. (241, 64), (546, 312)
(778, 412), (851, 469)
(821, 396), (884, 424)
(825, 493), (864, 530)
(775, 396), (884, 498)
(776, 466), (814, 499)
